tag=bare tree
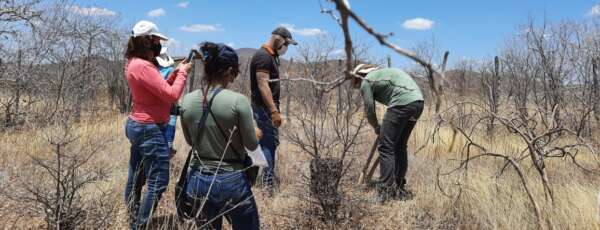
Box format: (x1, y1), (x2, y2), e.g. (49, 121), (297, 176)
(98, 29), (129, 113)
(0, 0), (41, 128)
(434, 18), (600, 229)
(0, 0), (40, 39)
(281, 35), (366, 225)
(438, 100), (598, 228)
(502, 35), (536, 123)
(1, 119), (115, 229)
(0, 0), (129, 128)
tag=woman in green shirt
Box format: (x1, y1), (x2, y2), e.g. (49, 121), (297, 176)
(179, 42), (260, 229)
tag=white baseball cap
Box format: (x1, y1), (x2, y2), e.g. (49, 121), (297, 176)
(156, 47), (174, 67)
(132, 20), (168, 40)
(352, 63), (379, 75)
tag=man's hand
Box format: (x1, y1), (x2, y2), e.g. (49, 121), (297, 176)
(255, 127), (263, 140)
(271, 111), (283, 128)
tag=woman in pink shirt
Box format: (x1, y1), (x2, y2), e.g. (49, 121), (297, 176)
(123, 20), (192, 230)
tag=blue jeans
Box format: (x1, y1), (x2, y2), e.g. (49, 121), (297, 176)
(124, 118), (171, 230)
(186, 168), (260, 230)
(253, 106), (279, 187)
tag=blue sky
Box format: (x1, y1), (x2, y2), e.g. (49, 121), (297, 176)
(70, 0), (600, 68)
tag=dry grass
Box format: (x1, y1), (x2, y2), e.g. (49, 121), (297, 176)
(1, 108), (599, 229)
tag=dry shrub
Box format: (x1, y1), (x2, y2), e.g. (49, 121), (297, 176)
(0, 118), (118, 229)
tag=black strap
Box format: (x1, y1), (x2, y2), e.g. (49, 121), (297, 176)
(208, 108), (245, 164)
(176, 88), (223, 189)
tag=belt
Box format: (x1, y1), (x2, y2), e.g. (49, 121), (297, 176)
(199, 169), (217, 176)
(191, 166), (235, 176)
(193, 152), (245, 164)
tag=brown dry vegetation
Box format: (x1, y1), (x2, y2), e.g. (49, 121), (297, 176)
(2, 1), (600, 229)
(1, 103), (598, 229)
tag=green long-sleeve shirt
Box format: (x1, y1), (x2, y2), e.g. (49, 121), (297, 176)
(360, 68), (424, 129)
(180, 88), (259, 171)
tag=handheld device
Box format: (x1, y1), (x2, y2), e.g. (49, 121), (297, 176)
(186, 49), (199, 62)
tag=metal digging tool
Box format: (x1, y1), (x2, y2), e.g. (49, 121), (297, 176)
(358, 136), (379, 184)
(365, 155), (380, 184)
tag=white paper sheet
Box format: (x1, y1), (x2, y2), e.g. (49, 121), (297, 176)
(245, 145), (268, 168)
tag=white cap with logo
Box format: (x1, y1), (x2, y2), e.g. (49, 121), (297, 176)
(352, 64), (380, 75)
(132, 20), (168, 40)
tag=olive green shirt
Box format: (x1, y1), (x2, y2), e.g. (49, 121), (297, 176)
(180, 88), (259, 171)
(360, 68), (424, 129)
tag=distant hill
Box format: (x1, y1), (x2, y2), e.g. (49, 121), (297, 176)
(236, 48), (258, 60)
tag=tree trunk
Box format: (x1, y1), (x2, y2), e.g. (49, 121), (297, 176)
(310, 158), (343, 221)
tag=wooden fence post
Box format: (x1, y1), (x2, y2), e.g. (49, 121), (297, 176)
(285, 58), (293, 120)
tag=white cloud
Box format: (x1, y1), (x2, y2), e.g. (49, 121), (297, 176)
(68, 5), (116, 17)
(402, 18), (434, 30)
(162, 38), (188, 57)
(295, 28), (327, 36)
(165, 38), (182, 48)
(332, 49), (345, 56)
(148, 8), (166, 17)
(180, 24), (224, 33)
(279, 23), (326, 36)
(226, 42), (235, 48)
(589, 4), (600, 17)
(177, 2), (190, 8)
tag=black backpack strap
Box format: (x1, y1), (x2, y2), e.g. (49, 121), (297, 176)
(208, 104), (259, 187)
(208, 108), (245, 164)
(176, 88), (224, 191)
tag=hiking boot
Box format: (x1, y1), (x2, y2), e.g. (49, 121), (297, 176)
(363, 180), (379, 192)
(262, 181), (279, 197)
(375, 183), (395, 204)
(394, 187), (415, 201)
(265, 185), (276, 197)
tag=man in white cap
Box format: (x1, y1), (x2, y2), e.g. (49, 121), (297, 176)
(352, 64), (424, 203)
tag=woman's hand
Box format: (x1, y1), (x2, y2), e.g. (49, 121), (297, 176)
(177, 60), (193, 74)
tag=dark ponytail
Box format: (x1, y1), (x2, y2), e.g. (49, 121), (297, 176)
(200, 42), (223, 78)
(200, 42), (239, 84)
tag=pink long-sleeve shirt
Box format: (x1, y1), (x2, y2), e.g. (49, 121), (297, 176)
(125, 57), (187, 124)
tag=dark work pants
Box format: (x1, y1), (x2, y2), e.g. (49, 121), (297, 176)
(378, 101), (424, 189)
(252, 105), (280, 188)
